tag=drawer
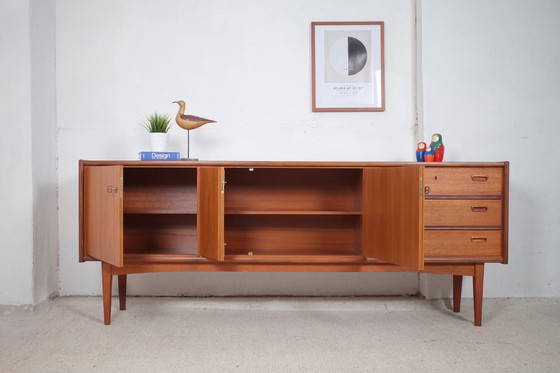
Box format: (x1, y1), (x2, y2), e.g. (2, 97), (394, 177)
(424, 230), (502, 259)
(424, 200), (502, 227)
(424, 167), (503, 196)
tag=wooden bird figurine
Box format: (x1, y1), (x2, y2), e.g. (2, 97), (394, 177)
(172, 100), (216, 130)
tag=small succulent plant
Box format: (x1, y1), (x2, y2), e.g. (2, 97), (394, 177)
(141, 112), (172, 133)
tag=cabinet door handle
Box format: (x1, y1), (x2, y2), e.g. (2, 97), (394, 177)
(471, 175), (488, 182)
(470, 236), (487, 243)
(106, 186), (118, 193)
(471, 206), (488, 212)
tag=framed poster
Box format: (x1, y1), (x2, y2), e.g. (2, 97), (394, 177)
(311, 22), (385, 112)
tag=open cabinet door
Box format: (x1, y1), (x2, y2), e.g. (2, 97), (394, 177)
(83, 166), (123, 267)
(198, 167), (225, 261)
(363, 166), (424, 270)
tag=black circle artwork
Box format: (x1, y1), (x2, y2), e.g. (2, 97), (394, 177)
(348, 36), (367, 76)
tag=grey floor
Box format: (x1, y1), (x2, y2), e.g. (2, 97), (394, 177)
(1, 296), (559, 372)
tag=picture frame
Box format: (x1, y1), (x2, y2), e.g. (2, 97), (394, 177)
(311, 22), (385, 112)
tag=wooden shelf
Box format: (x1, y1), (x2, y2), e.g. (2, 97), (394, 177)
(224, 214), (361, 257)
(123, 214), (197, 253)
(225, 248), (362, 257)
(123, 167), (197, 213)
(124, 209), (197, 215)
(225, 210), (361, 215)
(125, 248), (199, 257)
(224, 167), (362, 213)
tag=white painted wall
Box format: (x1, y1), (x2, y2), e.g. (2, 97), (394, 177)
(30, 0), (58, 304)
(420, 0), (560, 298)
(56, 0), (420, 296)
(0, 1), (35, 305)
(2, 0), (559, 305)
(0, 0), (58, 306)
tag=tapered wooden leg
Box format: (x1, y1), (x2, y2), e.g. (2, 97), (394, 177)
(453, 275), (463, 313)
(102, 262), (113, 325)
(118, 275), (127, 311)
(473, 263), (484, 326)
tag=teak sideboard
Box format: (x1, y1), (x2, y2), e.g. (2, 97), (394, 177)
(79, 160), (509, 326)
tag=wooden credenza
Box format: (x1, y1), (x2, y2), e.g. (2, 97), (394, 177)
(79, 160), (509, 325)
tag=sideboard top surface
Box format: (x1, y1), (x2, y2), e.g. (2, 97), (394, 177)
(80, 160), (509, 168)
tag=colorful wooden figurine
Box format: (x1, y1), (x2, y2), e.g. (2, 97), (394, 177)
(416, 142), (426, 162)
(430, 133), (444, 162)
(424, 146), (435, 162)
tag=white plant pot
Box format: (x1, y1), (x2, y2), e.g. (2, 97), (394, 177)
(149, 132), (168, 152)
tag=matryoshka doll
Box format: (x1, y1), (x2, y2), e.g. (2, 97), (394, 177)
(416, 142), (426, 162)
(424, 146), (435, 162)
(430, 133), (445, 162)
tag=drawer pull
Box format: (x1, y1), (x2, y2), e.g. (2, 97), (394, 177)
(470, 236), (487, 243)
(471, 206), (488, 212)
(471, 175), (488, 182)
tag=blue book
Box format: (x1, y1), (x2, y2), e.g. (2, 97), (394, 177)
(139, 152), (181, 161)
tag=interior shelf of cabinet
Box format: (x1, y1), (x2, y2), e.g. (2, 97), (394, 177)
(224, 214), (362, 257)
(124, 208), (198, 214)
(224, 168), (363, 213)
(224, 254), (367, 262)
(124, 248), (200, 258)
(224, 210), (362, 215)
(123, 214), (197, 258)
(123, 167), (198, 214)
(225, 248), (362, 256)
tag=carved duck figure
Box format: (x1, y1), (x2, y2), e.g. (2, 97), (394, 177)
(172, 100), (216, 130)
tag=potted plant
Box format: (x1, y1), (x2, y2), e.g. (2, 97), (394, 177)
(141, 112), (172, 152)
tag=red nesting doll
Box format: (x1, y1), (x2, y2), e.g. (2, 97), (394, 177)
(416, 142), (426, 162)
(430, 133), (444, 162)
(424, 146), (435, 162)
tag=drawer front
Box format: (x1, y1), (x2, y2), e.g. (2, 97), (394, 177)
(424, 230), (502, 259)
(424, 200), (502, 227)
(424, 167), (503, 196)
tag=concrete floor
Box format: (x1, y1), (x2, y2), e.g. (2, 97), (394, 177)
(1, 296), (559, 372)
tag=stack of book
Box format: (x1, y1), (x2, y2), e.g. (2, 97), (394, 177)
(139, 151), (181, 161)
